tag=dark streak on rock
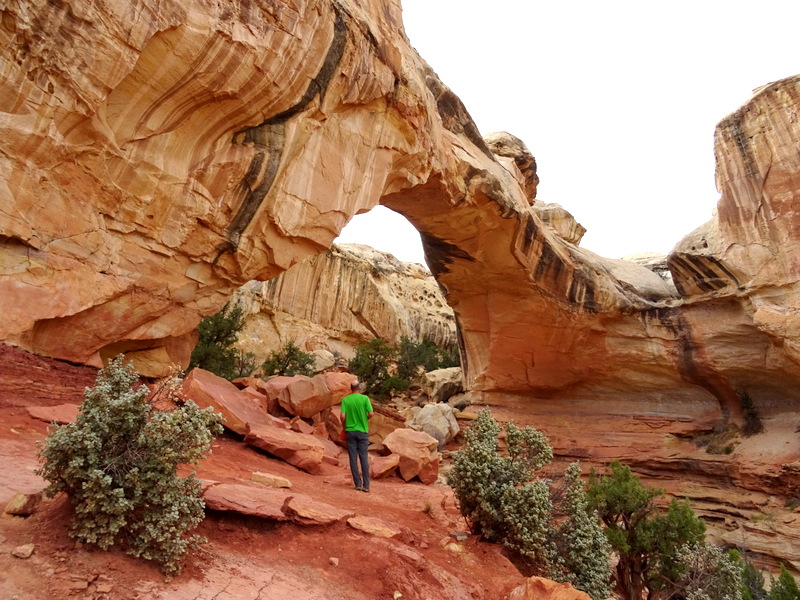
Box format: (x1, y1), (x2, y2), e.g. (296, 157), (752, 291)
(567, 270), (597, 314)
(521, 214), (538, 256)
(649, 306), (737, 420)
(719, 111), (760, 180)
(533, 242), (562, 284)
(669, 253), (741, 297)
(221, 7), (349, 254)
(423, 70), (493, 161)
(420, 233), (474, 278)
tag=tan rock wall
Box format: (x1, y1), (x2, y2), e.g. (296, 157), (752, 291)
(232, 244), (456, 361)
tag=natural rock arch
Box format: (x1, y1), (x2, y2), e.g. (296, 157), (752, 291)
(2, 0), (800, 427)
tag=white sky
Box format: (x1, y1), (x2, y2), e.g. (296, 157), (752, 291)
(335, 0), (800, 267)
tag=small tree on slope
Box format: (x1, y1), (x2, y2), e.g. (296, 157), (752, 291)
(189, 301), (254, 380)
(586, 460), (706, 600)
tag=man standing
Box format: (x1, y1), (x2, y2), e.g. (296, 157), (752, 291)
(340, 380), (373, 492)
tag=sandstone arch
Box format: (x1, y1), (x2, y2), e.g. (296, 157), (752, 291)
(2, 0), (800, 430)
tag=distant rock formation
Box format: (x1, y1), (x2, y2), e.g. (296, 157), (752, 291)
(232, 244), (456, 362)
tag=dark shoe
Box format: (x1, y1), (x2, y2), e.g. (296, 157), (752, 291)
(360, 487), (369, 493)
(354, 486), (364, 492)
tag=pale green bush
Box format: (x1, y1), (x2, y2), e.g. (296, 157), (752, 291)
(673, 542), (743, 600)
(37, 356), (223, 574)
(448, 409), (611, 599)
(551, 462), (613, 600)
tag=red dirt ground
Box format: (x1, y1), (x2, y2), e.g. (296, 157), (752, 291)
(0, 345), (526, 600)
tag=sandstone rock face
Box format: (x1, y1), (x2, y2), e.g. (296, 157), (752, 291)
(233, 244), (457, 361)
(7, 0), (797, 422)
(3, 0), (800, 570)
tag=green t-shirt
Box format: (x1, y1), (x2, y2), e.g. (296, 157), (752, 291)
(341, 392), (373, 433)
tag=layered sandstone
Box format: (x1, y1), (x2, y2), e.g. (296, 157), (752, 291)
(2, 0), (800, 570)
(233, 243), (456, 361)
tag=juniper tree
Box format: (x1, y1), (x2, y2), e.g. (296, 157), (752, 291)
(587, 460), (706, 600)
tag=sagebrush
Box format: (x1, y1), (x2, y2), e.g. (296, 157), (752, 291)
(447, 409), (611, 600)
(37, 356), (223, 574)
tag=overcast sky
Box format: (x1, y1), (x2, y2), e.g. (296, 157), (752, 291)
(335, 1), (800, 266)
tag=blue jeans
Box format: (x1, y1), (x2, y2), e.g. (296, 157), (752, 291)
(346, 430), (370, 490)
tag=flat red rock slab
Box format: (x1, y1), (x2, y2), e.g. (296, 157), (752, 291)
(203, 482), (289, 520)
(26, 404), (79, 424)
(282, 494), (355, 526)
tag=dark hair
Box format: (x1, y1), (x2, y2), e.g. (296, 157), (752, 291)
(350, 380), (360, 391)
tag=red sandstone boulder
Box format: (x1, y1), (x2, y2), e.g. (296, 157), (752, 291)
(4, 491), (42, 516)
(245, 423), (327, 474)
(370, 454), (400, 479)
(320, 372), (357, 403)
(179, 368), (274, 435)
(383, 429), (440, 483)
(347, 515), (402, 538)
(290, 417), (315, 435)
(368, 411), (406, 445)
(262, 375), (304, 399)
(202, 483), (288, 520)
(251, 472), (292, 489)
(418, 455), (440, 485)
(282, 495), (355, 526)
(232, 376), (270, 394)
(507, 577), (594, 600)
(241, 386), (269, 411)
(278, 373), (356, 419)
(26, 404), (79, 425)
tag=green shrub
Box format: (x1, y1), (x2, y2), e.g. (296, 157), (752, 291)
(189, 301), (254, 380)
(261, 341), (315, 377)
(37, 356), (223, 574)
(348, 338), (403, 399)
(740, 392), (764, 437)
(351, 337), (459, 399)
(730, 550), (768, 600)
(448, 410), (611, 599)
(396, 336), (460, 381)
(770, 565), (800, 600)
(587, 460), (706, 600)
